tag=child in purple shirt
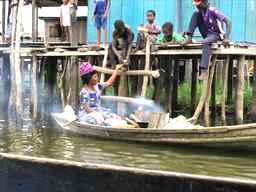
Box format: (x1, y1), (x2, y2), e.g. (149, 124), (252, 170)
(183, 0), (232, 80)
(93, 0), (110, 47)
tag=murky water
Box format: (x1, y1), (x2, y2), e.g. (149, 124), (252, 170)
(0, 120), (256, 181)
(0, 64), (256, 182)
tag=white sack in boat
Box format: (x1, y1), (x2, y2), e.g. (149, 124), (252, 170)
(62, 105), (77, 122)
(162, 115), (199, 129)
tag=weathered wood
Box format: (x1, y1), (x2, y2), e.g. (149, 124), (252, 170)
(99, 48), (109, 83)
(191, 59), (198, 115)
(221, 56), (230, 125)
(165, 59), (174, 114)
(189, 56), (217, 124)
(94, 66), (160, 78)
(8, 0), (24, 123)
(172, 60), (179, 112)
(52, 111), (256, 149)
(32, 0), (38, 42)
(227, 58), (233, 105)
(31, 54), (38, 120)
(117, 75), (128, 116)
(1, 0), (6, 42)
(148, 112), (169, 128)
(251, 59), (256, 121)
(141, 38), (151, 97)
(235, 55), (245, 124)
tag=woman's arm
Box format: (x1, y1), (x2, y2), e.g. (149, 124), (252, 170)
(104, 64), (123, 87)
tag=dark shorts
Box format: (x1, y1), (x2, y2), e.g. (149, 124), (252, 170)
(95, 14), (107, 30)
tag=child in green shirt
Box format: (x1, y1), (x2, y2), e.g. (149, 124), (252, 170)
(158, 22), (184, 44)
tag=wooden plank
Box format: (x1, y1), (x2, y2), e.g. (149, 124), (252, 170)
(141, 38), (151, 97)
(191, 58), (198, 115)
(221, 56), (230, 125)
(99, 48), (109, 83)
(94, 66), (160, 78)
(251, 59), (256, 121)
(31, 54), (38, 120)
(235, 55), (245, 124)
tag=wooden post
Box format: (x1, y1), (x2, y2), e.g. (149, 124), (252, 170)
(70, 0), (78, 46)
(251, 59), (256, 121)
(172, 59), (179, 112)
(32, 0), (38, 42)
(8, 0), (24, 123)
(227, 58), (233, 105)
(191, 58), (198, 115)
(31, 54), (38, 120)
(2, 0), (6, 42)
(235, 55), (245, 124)
(100, 48), (109, 83)
(221, 56), (230, 125)
(165, 57), (173, 115)
(141, 37), (151, 97)
(117, 75), (128, 116)
(189, 56), (217, 124)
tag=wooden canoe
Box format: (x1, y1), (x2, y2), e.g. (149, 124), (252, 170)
(52, 112), (256, 150)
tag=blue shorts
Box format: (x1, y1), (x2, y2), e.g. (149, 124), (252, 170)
(95, 14), (107, 30)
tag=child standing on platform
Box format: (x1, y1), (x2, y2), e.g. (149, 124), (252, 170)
(60, 0), (71, 42)
(93, 0), (110, 47)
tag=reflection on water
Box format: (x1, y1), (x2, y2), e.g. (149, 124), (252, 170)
(0, 121), (256, 181)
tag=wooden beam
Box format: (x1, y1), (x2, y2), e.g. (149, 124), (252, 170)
(141, 38), (151, 97)
(221, 56), (230, 125)
(251, 59), (256, 121)
(94, 66), (160, 78)
(235, 55), (245, 124)
(32, 0), (38, 42)
(31, 54), (38, 120)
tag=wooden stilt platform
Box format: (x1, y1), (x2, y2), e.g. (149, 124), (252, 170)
(1, 41), (256, 126)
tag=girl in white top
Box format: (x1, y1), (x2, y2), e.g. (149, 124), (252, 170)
(60, 0), (71, 41)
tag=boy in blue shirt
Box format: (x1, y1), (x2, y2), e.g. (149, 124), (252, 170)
(93, 0), (110, 47)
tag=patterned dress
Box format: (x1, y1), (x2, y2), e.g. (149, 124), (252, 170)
(79, 83), (126, 126)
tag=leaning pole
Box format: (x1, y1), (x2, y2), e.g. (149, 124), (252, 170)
(8, 0), (24, 125)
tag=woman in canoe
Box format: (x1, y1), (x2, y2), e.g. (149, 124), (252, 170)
(79, 62), (127, 127)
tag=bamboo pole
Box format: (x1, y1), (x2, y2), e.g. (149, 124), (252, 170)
(8, 0), (24, 122)
(221, 56), (230, 125)
(31, 54), (38, 120)
(251, 59), (256, 121)
(189, 55), (217, 124)
(94, 66), (160, 78)
(141, 37), (151, 97)
(2, 0), (6, 42)
(191, 58), (198, 115)
(100, 48), (109, 83)
(235, 55), (245, 124)
(32, 0), (38, 42)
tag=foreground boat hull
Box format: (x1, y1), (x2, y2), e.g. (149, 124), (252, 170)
(52, 113), (256, 150)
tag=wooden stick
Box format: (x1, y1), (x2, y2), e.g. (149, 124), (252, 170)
(235, 55), (245, 124)
(251, 59), (256, 121)
(31, 54), (38, 120)
(100, 48), (109, 83)
(189, 56), (217, 124)
(221, 56), (230, 125)
(141, 37), (151, 96)
(191, 59), (198, 115)
(94, 66), (160, 78)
